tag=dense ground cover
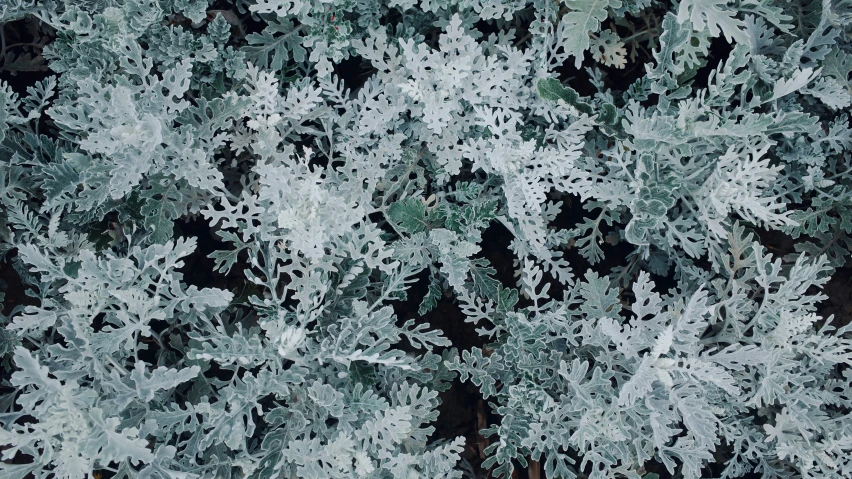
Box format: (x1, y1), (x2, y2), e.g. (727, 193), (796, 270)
(1, 1), (852, 478)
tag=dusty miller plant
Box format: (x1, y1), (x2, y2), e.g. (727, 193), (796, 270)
(0, 0), (851, 478)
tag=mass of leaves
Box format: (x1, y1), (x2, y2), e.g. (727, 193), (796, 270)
(1, 0), (852, 478)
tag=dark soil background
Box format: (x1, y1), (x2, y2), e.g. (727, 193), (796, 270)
(2, 10), (851, 479)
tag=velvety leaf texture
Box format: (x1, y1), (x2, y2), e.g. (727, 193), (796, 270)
(0, 1), (851, 479)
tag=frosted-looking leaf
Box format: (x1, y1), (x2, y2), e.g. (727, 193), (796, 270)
(591, 30), (627, 68)
(558, 0), (623, 68)
(676, 0), (748, 43)
(770, 68), (821, 101)
(130, 363), (200, 402)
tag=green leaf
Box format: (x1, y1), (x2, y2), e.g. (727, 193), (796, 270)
(784, 198), (838, 239)
(646, 13), (708, 91)
(823, 47), (852, 96)
(599, 102), (618, 125)
(207, 13), (233, 44)
(447, 181), (483, 202)
(469, 258), (501, 299)
(567, 202), (617, 264)
(418, 275), (442, 316)
(178, 95), (252, 140)
(349, 361), (377, 385)
(445, 199), (498, 239)
(173, 0), (208, 24)
(494, 285), (518, 314)
(140, 180), (183, 244)
(244, 19), (307, 71)
(388, 197), (429, 234)
(520, 123), (546, 148)
(468, 258), (517, 313)
(38, 160), (81, 208)
(537, 78), (594, 116)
